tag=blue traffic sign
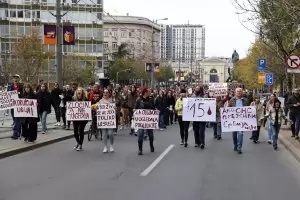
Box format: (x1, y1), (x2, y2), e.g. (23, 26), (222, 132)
(258, 59), (267, 72)
(266, 73), (273, 85)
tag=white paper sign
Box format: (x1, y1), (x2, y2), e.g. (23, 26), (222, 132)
(13, 99), (38, 118)
(97, 103), (116, 128)
(0, 90), (19, 111)
(221, 106), (257, 132)
(208, 83), (228, 97)
(132, 109), (159, 129)
(66, 101), (92, 121)
(183, 98), (216, 122)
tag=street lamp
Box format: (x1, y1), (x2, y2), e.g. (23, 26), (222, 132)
(116, 68), (131, 84)
(150, 17), (168, 89)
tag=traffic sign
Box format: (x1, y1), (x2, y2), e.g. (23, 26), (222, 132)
(257, 72), (266, 84)
(257, 59), (266, 72)
(286, 55), (300, 68)
(265, 73), (273, 85)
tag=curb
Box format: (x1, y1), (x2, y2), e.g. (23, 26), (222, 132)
(0, 126), (58, 140)
(278, 134), (300, 163)
(0, 134), (74, 160)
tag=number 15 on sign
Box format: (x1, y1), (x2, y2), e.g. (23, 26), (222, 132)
(182, 98), (216, 122)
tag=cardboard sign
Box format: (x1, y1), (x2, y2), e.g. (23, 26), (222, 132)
(66, 101), (92, 121)
(208, 83), (228, 97)
(97, 103), (116, 129)
(132, 109), (159, 129)
(0, 90), (19, 111)
(13, 99), (38, 118)
(183, 98), (216, 122)
(221, 106), (257, 132)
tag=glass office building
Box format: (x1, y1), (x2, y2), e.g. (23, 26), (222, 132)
(0, 0), (103, 82)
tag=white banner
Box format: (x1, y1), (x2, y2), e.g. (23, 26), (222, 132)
(13, 99), (38, 118)
(132, 109), (159, 129)
(97, 103), (116, 129)
(208, 83), (228, 97)
(221, 106), (257, 132)
(183, 98), (216, 122)
(0, 90), (19, 111)
(66, 101), (92, 121)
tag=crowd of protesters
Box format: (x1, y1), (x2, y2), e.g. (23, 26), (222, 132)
(2, 74), (299, 155)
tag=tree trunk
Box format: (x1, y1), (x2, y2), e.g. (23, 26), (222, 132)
(286, 72), (293, 93)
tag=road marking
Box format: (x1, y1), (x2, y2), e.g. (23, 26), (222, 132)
(140, 144), (175, 176)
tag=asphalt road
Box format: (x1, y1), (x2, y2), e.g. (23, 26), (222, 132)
(1, 125), (300, 200)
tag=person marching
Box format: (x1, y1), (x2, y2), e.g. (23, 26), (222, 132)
(250, 95), (265, 143)
(72, 88), (89, 151)
(99, 89), (115, 153)
(135, 88), (155, 155)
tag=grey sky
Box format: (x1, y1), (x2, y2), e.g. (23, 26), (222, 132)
(104, 0), (255, 58)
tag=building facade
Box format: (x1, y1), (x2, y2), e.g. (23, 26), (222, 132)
(103, 14), (160, 70)
(160, 24), (205, 64)
(0, 0), (103, 81)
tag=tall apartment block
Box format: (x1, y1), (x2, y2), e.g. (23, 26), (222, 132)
(160, 24), (205, 63)
(0, 0), (103, 81)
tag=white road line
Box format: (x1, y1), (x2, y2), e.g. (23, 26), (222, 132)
(140, 144), (175, 177)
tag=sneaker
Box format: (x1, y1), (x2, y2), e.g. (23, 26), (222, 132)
(194, 144), (199, 147)
(267, 140), (272, 144)
(41, 131), (46, 134)
(76, 146), (83, 151)
(274, 146), (278, 150)
(119, 126), (123, 130)
(184, 143), (188, 148)
(291, 135), (295, 138)
(295, 136), (299, 140)
(217, 136), (222, 140)
(109, 146), (115, 152)
(180, 141), (184, 145)
(200, 144), (205, 149)
(237, 149), (243, 154)
(73, 144), (79, 150)
(55, 122), (60, 126)
(103, 146), (108, 153)
(160, 128), (164, 131)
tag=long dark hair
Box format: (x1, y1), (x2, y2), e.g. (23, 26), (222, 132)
(24, 83), (34, 94)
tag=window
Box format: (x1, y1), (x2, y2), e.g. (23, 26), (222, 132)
(112, 31), (117, 37)
(103, 42), (108, 49)
(25, 10), (31, 18)
(104, 31), (108, 37)
(112, 42), (118, 49)
(121, 31), (126, 38)
(129, 29), (134, 37)
(17, 11), (23, 18)
(10, 10), (16, 18)
(97, 13), (102, 20)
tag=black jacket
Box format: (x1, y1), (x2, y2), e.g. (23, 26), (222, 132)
(135, 96), (155, 110)
(155, 95), (167, 113)
(51, 87), (62, 107)
(36, 91), (52, 114)
(287, 95), (300, 114)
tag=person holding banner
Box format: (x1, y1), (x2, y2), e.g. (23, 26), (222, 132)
(175, 89), (189, 146)
(227, 87), (249, 154)
(250, 95), (265, 144)
(213, 96), (224, 140)
(135, 88), (156, 155)
(72, 88), (89, 151)
(20, 84), (39, 143)
(99, 89), (116, 153)
(266, 94), (277, 144)
(191, 86), (207, 149)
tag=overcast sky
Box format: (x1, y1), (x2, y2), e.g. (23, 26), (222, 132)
(104, 0), (255, 58)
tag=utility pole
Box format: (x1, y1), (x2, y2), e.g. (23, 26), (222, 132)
(151, 21), (155, 89)
(55, 0), (63, 87)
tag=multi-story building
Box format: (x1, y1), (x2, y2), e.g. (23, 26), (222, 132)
(103, 14), (160, 69)
(160, 24), (205, 64)
(0, 0), (103, 82)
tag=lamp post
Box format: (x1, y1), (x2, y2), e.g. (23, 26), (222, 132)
(150, 18), (168, 89)
(116, 68), (131, 85)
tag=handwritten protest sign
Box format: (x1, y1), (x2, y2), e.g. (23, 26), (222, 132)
(0, 90), (19, 111)
(183, 98), (216, 122)
(221, 106), (257, 132)
(66, 101), (92, 121)
(208, 83), (228, 97)
(96, 103), (116, 128)
(132, 109), (159, 129)
(13, 99), (38, 118)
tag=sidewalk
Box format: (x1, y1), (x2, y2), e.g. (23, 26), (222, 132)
(0, 124), (91, 159)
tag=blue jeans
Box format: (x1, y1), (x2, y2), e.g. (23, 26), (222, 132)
(138, 129), (154, 143)
(267, 118), (274, 141)
(159, 113), (165, 128)
(12, 117), (21, 138)
(101, 128), (114, 146)
(271, 125), (281, 148)
(232, 131), (243, 149)
(40, 111), (48, 132)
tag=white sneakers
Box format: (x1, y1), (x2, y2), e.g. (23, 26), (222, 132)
(55, 122), (61, 126)
(103, 145), (115, 153)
